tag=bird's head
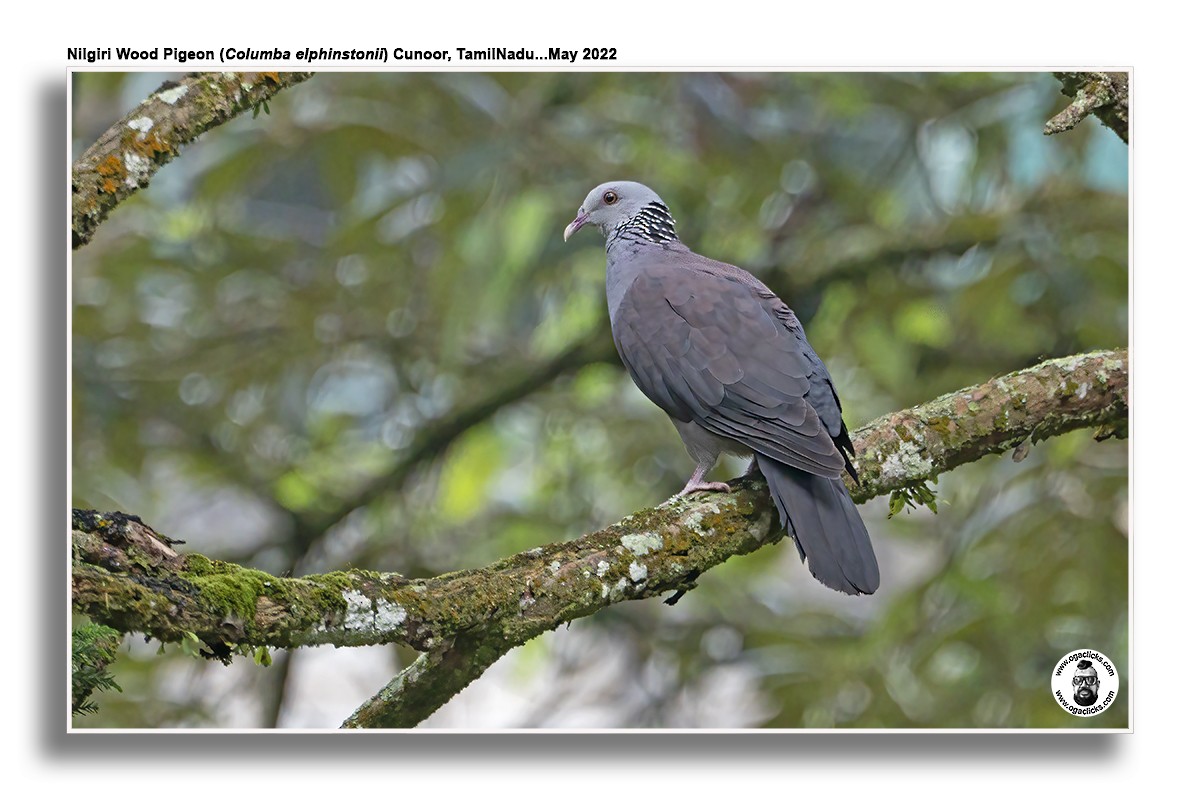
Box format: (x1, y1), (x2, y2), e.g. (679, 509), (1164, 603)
(563, 181), (672, 243)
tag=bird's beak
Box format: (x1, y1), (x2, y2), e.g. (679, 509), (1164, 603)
(563, 212), (590, 242)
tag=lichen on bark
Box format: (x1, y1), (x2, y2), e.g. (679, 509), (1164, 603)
(71, 71), (315, 249)
(70, 348), (1127, 725)
(1044, 72), (1129, 143)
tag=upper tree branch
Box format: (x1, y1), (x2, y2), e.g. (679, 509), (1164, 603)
(71, 71), (314, 249)
(71, 348), (1127, 725)
(1045, 72), (1129, 143)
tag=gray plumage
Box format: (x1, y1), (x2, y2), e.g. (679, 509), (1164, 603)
(565, 180), (879, 595)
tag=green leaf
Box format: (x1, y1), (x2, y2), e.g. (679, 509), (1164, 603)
(180, 631), (202, 658)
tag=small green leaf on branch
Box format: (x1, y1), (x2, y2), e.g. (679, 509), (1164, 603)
(888, 479), (940, 518)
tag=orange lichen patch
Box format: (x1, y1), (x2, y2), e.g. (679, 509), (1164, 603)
(129, 130), (173, 160)
(95, 155), (125, 194)
(96, 154), (124, 178)
(119, 123), (173, 161)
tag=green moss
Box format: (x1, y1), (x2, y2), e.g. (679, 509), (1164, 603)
(177, 555), (370, 639)
(190, 574), (265, 621)
(181, 553), (231, 576)
(922, 415), (954, 437)
(294, 571), (358, 615)
(315, 570), (355, 589)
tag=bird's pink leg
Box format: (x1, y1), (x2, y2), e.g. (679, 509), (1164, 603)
(674, 462), (732, 497)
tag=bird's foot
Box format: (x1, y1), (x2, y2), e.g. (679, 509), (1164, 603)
(674, 480), (732, 498)
(668, 461), (732, 500)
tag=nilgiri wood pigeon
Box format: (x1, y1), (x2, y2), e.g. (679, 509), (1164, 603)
(565, 180), (879, 595)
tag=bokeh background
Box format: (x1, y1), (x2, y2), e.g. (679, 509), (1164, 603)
(70, 71), (1128, 729)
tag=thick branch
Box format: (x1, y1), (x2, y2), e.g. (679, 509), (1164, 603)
(1044, 72), (1129, 143)
(850, 349), (1128, 500)
(71, 71), (314, 249)
(70, 348), (1127, 724)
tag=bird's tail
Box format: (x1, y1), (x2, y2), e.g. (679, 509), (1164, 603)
(757, 456), (880, 595)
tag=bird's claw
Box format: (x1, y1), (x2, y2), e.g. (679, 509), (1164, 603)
(675, 481), (732, 498)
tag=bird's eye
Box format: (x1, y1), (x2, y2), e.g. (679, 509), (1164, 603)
(603, 191), (618, 205)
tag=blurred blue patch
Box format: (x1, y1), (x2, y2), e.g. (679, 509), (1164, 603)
(1085, 128), (1128, 192)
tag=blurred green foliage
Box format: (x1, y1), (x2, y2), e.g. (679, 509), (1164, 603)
(71, 72), (1127, 729)
(71, 623), (123, 716)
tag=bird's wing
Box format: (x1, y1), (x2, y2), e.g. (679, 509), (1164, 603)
(773, 295), (859, 480)
(611, 261), (847, 479)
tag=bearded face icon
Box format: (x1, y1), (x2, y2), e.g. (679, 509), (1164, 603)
(1073, 660), (1100, 706)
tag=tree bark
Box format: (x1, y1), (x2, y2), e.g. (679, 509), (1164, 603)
(71, 71), (314, 249)
(70, 348), (1128, 726)
(1044, 72), (1129, 143)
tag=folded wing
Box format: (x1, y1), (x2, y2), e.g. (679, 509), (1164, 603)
(611, 262), (848, 480)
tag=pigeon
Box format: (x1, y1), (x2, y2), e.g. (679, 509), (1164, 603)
(565, 180), (879, 595)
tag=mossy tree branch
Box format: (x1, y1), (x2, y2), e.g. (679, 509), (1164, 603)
(70, 348), (1127, 726)
(1045, 71), (1129, 143)
(71, 71), (314, 249)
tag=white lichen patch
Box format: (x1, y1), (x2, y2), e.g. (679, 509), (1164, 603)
(127, 116), (153, 135)
(341, 589), (407, 633)
(549, 560), (562, 574)
(880, 440), (933, 482)
(620, 532), (663, 555)
(1060, 355), (1088, 372)
(374, 599), (408, 629)
(613, 577), (629, 596)
(596, 560), (610, 577)
(1097, 356), (1123, 385)
(601, 583), (610, 599)
(157, 84), (189, 104)
(1075, 382), (1089, 399)
(682, 503), (720, 535)
(123, 152), (153, 187)
(629, 561), (648, 583)
(341, 590), (375, 631)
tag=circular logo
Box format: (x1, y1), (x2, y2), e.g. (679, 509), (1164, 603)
(1051, 649), (1120, 717)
